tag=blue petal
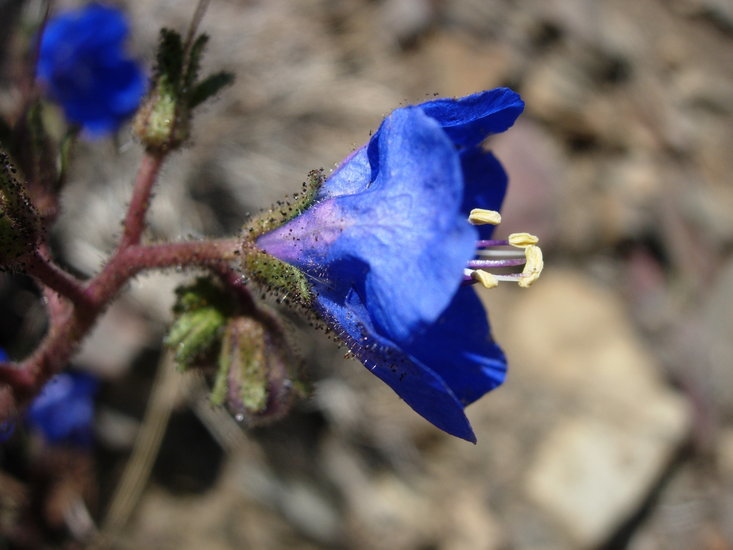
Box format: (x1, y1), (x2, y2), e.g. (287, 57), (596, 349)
(260, 107), (477, 341)
(27, 372), (98, 447)
(459, 148), (508, 240)
(106, 59), (147, 113)
(57, 57), (145, 134)
(36, 4), (144, 135)
(314, 289), (477, 442)
(316, 146), (371, 200)
(256, 89), (523, 441)
(419, 88), (524, 148)
(334, 107), (477, 340)
(39, 5), (128, 73)
(404, 286), (506, 406)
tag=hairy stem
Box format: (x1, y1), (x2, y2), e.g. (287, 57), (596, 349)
(119, 152), (165, 249)
(25, 249), (89, 307)
(0, 237), (241, 419)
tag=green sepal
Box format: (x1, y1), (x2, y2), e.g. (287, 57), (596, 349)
(134, 29), (233, 153)
(189, 71), (235, 110)
(244, 168), (324, 238)
(211, 309), (307, 425)
(241, 244), (312, 306)
(166, 307), (226, 369)
(211, 317), (268, 413)
(165, 277), (233, 370)
(239, 169), (325, 306)
(183, 34), (209, 92)
(155, 29), (184, 92)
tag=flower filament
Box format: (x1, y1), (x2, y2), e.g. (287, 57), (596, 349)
(463, 209), (543, 289)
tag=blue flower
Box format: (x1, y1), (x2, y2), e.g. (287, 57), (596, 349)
(36, 3), (146, 135)
(256, 89), (532, 442)
(27, 372), (98, 447)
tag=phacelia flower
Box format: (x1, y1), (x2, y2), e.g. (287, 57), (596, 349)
(27, 372), (98, 447)
(249, 88), (542, 442)
(36, 3), (146, 135)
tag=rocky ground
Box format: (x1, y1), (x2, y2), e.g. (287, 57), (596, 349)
(3, 0), (733, 548)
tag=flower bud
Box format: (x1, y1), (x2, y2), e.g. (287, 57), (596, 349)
(164, 278), (232, 370)
(134, 30), (233, 153)
(211, 314), (304, 426)
(0, 152), (42, 270)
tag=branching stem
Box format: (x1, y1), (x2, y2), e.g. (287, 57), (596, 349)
(0, 137), (246, 422)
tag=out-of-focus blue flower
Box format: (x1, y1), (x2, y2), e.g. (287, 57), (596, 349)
(36, 3), (146, 135)
(27, 372), (98, 447)
(256, 89), (526, 442)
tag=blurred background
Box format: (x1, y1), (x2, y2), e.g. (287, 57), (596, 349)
(2, 0), (733, 548)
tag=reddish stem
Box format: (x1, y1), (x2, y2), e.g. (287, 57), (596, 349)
(0, 115), (250, 424)
(87, 239), (241, 304)
(119, 152), (165, 249)
(25, 249), (89, 308)
(0, 237), (241, 418)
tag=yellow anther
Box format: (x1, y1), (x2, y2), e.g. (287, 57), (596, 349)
(508, 232), (539, 248)
(518, 245), (543, 288)
(471, 270), (499, 289)
(469, 209), (502, 226)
